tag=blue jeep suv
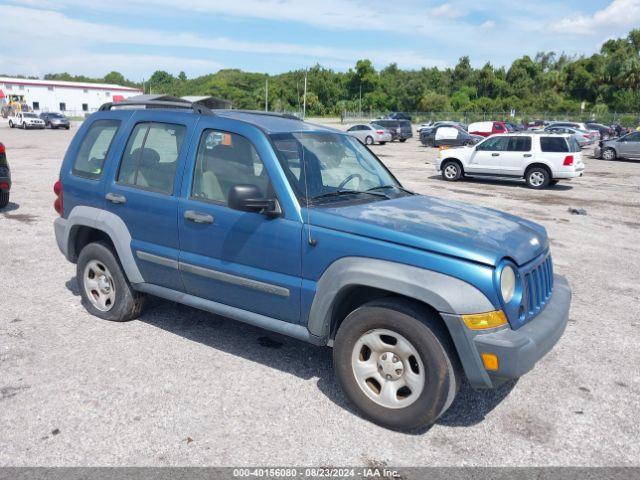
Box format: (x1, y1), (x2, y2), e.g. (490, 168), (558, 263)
(53, 98), (571, 430)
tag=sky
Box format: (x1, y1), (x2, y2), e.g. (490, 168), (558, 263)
(0, 0), (639, 81)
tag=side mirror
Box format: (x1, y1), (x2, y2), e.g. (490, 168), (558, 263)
(228, 184), (281, 217)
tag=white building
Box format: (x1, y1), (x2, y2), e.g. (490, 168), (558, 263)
(0, 77), (142, 117)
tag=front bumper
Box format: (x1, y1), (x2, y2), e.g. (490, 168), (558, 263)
(441, 274), (571, 388)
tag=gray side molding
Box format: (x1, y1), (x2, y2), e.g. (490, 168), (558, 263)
(61, 206), (144, 284)
(307, 257), (494, 339)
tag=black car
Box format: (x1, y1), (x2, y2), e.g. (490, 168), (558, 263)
(386, 112), (412, 121)
(420, 125), (483, 147)
(0, 142), (11, 209)
(374, 119), (413, 142)
(39, 112), (71, 130)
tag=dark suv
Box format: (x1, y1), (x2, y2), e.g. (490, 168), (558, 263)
(0, 143), (10, 208)
(374, 119), (413, 142)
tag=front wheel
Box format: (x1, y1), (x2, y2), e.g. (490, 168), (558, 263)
(77, 242), (146, 322)
(8, 120), (13, 128)
(333, 299), (459, 430)
(602, 148), (616, 161)
(441, 161), (462, 181)
(525, 167), (550, 189)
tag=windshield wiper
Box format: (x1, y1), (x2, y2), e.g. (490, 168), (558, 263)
(311, 189), (388, 202)
(366, 185), (416, 195)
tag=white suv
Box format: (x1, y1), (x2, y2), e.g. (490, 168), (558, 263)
(435, 133), (585, 189)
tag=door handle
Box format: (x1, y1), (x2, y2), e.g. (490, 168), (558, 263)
(184, 210), (214, 224)
(491, 153), (500, 156)
(105, 192), (127, 204)
(523, 153), (532, 157)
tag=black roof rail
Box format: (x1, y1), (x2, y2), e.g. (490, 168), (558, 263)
(99, 100), (214, 116)
(221, 109), (302, 121)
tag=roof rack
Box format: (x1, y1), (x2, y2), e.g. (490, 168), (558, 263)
(221, 109), (302, 121)
(99, 99), (214, 116)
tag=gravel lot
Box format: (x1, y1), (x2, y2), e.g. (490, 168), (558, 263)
(1, 120), (639, 467)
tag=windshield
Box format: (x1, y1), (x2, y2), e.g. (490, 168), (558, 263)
(270, 132), (402, 205)
(24, 113), (38, 118)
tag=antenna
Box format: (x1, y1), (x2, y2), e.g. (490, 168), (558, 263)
(300, 142), (316, 246)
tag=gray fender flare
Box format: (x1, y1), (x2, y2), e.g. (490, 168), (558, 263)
(60, 206), (144, 284)
(307, 257), (494, 339)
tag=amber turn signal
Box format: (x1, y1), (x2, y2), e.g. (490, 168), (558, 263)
(481, 353), (499, 371)
(461, 310), (508, 330)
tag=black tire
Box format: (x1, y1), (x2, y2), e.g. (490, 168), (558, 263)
(602, 147), (616, 161)
(365, 136), (374, 145)
(0, 191), (9, 209)
(379, 141), (386, 145)
(333, 298), (460, 431)
(76, 242), (146, 322)
(399, 138), (407, 143)
(65, 126), (70, 130)
(441, 160), (463, 181)
(8, 120), (13, 128)
(525, 166), (551, 189)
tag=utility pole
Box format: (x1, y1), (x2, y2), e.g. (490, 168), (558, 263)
(265, 77), (269, 112)
(303, 69), (308, 119)
(359, 83), (362, 118)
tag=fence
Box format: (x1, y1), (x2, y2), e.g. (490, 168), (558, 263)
(340, 111), (640, 126)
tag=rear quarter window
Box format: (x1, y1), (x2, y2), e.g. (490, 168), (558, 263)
(540, 136), (569, 153)
(72, 119), (120, 179)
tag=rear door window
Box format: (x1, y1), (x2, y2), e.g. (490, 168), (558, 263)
(117, 122), (186, 194)
(72, 119), (120, 179)
(540, 136), (569, 153)
(507, 136), (531, 152)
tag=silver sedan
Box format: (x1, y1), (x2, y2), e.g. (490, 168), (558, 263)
(544, 126), (593, 147)
(346, 124), (392, 145)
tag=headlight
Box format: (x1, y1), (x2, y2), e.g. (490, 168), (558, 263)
(500, 265), (516, 303)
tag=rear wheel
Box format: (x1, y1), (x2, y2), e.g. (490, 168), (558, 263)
(441, 160), (462, 181)
(525, 167), (550, 189)
(8, 120), (13, 128)
(602, 148), (616, 161)
(333, 299), (459, 430)
(77, 242), (146, 322)
(365, 136), (374, 145)
(0, 191), (9, 209)
(399, 138), (407, 143)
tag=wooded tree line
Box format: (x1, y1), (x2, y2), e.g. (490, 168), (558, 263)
(39, 29), (640, 118)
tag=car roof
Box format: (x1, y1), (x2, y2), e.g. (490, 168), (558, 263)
(97, 101), (341, 135)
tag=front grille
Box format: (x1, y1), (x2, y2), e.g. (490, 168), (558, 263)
(522, 254), (554, 322)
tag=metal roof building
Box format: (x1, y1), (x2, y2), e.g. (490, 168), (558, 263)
(0, 77), (142, 117)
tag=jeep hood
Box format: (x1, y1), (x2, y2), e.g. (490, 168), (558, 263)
(308, 195), (548, 266)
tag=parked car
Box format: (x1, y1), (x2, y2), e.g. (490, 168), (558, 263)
(585, 123), (614, 140)
(543, 126), (592, 147)
(524, 120), (548, 130)
(53, 99), (571, 430)
(386, 112), (412, 121)
(595, 131), (640, 160)
(420, 125), (483, 148)
(467, 121), (508, 137)
(417, 121), (464, 134)
(547, 122), (599, 141)
(374, 119), (413, 142)
(8, 112), (45, 129)
(436, 133), (585, 188)
(40, 112), (71, 130)
(346, 124), (392, 145)
(0, 142), (10, 208)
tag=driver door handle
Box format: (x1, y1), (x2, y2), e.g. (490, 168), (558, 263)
(105, 192), (127, 204)
(523, 153), (532, 157)
(184, 210), (214, 224)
